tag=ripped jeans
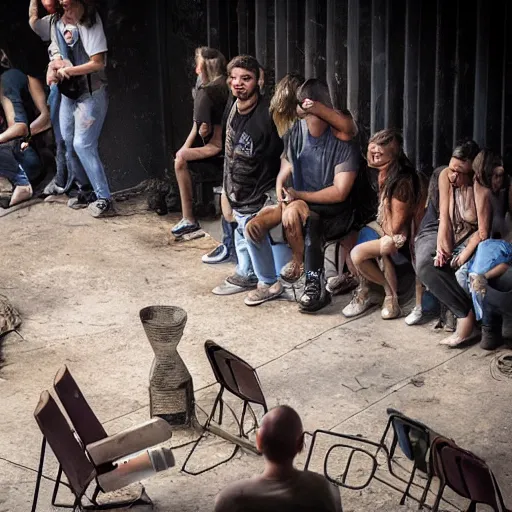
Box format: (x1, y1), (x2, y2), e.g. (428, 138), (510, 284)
(60, 86), (111, 200)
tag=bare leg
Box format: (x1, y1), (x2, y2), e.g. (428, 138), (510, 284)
(174, 158), (195, 222)
(281, 200), (310, 280)
(381, 255), (398, 297)
(415, 278), (424, 307)
(9, 184), (33, 206)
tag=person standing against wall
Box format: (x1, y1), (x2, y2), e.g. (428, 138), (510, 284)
(48, 0), (112, 217)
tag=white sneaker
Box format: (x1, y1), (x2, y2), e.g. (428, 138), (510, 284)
(342, 286), (379, 317)
(405, 306), (423, 326)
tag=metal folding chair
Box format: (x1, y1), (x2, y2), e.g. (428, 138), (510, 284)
(431, 439), (511, 512)
(182, 340), (268, 475)
(376, 408), (441, 507)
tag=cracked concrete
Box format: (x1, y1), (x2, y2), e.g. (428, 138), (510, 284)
(1, 199), (511, 511)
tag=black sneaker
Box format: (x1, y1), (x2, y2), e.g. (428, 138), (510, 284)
(88, 198), (113, 218)
(171, 218), (201, 237)
(299, 269), (331, 313)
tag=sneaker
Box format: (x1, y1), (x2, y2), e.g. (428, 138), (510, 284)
(405, 306), (423, 326)
(342, 284), (379, 318)
(299, 269), (331, 313)
(381, 295), (401, 320)
(171, 218), (200, 237)
(244, 281), (284, 306)
(43, 177), (65, 196)
(88, 198), (113, 218)
(212, 273), (258, 296)
(67, 196), (88, 210)
(202, 244), (229, 264)
(280, 260), (304, 283)
(326, 273), (359, 295)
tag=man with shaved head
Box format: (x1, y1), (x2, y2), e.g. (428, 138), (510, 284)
(214, 405), (342, 512)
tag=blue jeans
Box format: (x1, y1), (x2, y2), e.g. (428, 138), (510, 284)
(60, 87), (111, 199)
(0, 143), (30, 186)
(234, 211), (291, 285)
(49, 84), (68, 188)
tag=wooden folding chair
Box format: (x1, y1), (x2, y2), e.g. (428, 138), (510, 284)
(182, 340), (268, 475)
(53, 365), (172, 468)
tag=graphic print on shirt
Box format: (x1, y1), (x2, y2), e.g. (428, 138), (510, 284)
(235, 131), (254, 157)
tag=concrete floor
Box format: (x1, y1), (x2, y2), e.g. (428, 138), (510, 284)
(1, 199), (511, 512)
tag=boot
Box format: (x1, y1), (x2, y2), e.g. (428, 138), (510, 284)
(299, 269), (331, 313)
(480, 324), (503, 351)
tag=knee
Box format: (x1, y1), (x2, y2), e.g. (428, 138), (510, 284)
(174, 158), (188, 174)
(350, 245), (365, 268)
(73, 137), (93, 154)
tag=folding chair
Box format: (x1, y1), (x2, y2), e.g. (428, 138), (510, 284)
(32, 391), (152, 511)
(377, 408), (440, 507)
(53, 365), (173, 468)
(431, 440), (511, 512)
(182, 340), (268, 475)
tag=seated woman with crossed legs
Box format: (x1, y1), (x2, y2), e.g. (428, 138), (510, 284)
(343, 130), (426, 320)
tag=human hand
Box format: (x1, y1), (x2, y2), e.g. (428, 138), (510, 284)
(450, 253), (466, 269)
(380, 235), (397, 255)
(199, 123), (211, 139)
(20, 141), (29, 151)
(282, 187), (298, 203)
(434, 248), (450, 267)
(57, 67), (73, 80)
(300, 98), (317, 113)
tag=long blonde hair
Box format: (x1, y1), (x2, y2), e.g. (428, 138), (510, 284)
(195, 47), (227, 86)
(269, 73), (304, 137)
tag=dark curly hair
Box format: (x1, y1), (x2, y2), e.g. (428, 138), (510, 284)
(55, 0), (98, 28)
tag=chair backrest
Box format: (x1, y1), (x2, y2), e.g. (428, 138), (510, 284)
(205, 340), (267, 409)
(433, 441), (507, 511)
(53, 365), (107, 447)
(34, 391), (96, 497)
(386, 408), (434, 473)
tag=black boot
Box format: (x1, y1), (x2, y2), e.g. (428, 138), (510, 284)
(480, 324), (503, 351)
(299, 269), (331, 313)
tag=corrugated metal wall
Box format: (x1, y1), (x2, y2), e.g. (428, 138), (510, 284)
(205, 0), (511, 174)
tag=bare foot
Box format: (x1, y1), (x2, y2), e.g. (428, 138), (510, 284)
(9, 184), (33, 206)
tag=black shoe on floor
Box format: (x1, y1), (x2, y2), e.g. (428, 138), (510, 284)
(480, 325), (504, 351)
(299, 269), (331, 313)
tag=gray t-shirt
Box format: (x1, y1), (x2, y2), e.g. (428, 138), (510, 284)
(287, 119), (360, 193)
(214, 470), (343, 512)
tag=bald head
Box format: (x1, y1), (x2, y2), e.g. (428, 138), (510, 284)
(256, 405), (304, 463)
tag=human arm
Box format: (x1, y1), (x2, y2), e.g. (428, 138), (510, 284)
(27, 76), (51, 136)
(435, 168), (454, 266)
(452, 183), (492, 267)
(57, 53), (106, 79)
(288, 168), (357, 204)
(0, 96), (28, 143)
(300, 99), (357, 141)
(276, 156), (293, 202)
(28, 0), (39, 32)
(175, 124), (222, 161)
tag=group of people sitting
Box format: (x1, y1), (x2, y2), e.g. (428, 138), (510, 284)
(173, 48), (512, 351)
(0, 0), (112, 217)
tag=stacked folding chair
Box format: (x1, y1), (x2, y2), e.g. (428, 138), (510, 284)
(305, 408), (510, 511)
(32, 365), (175, 511)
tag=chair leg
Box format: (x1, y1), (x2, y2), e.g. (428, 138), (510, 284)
(31, 437), (47, 512)
(51, 465), (63, 506)
(431, 483), (445, 512)
(400, 463), (416, 505)
(419, 475), (433, 509)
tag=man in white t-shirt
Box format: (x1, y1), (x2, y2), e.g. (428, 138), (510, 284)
(214, 405), (343, 512)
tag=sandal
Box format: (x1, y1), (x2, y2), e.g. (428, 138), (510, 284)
(381, 295), (400, 320)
